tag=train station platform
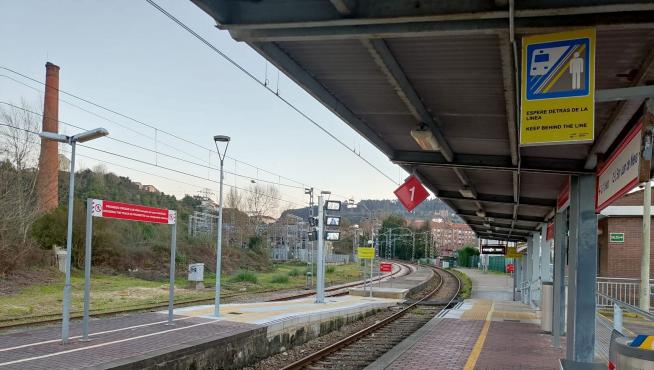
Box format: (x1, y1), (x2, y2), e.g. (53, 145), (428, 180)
(350, 264), (433, 299)
(0, 295), (399, 369)
(0, 261), (437, 370)
(366, 268), (566, 370)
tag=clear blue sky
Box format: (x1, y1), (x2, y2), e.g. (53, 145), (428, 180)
(0, 0), (408, 211)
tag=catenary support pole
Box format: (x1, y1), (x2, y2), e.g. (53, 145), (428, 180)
(567, 175), (597, 362)
(316, 195), (325, 303)
(640, 181), (651, 311)
(168, 219), (177, 324)
(552, 209), (567, 347)
(214, 157), (225, 317)
(82, 199), (93, 341)
(370, 254), (374, 298)
(61, 140), (76, 344)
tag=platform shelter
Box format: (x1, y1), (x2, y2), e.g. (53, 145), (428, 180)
(193, 0), (654, 365)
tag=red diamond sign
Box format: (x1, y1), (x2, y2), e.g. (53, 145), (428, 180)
(394, 175), (429, 212)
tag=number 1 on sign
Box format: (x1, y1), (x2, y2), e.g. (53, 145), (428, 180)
(409, 186), (415, 201)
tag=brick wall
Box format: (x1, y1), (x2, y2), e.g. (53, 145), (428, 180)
(612, 188), (652, 206)
(599, 216), (654, 278)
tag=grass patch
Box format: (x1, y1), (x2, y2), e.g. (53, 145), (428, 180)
(451, 269), (473, 299)
(0, 262), (364, 323)
(229, 270), (258, 284)
(270, 274), (289, 284)
(326, 266), (336, 274)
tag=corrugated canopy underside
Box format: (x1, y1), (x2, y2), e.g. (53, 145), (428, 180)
(193, 0), (654, 241)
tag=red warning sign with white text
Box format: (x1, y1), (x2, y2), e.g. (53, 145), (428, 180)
(91, 199), (176, 224)
(380, 263), (392, 273)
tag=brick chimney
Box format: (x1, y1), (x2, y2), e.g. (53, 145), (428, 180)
(37, 62), (60, 213)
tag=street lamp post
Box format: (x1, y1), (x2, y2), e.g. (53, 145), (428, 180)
(213, 135), (230, 317)
(39, 127), (109, 344)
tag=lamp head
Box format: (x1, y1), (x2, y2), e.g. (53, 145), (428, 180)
(214, 135), (230, 143)
(39, 131), (69, 143)
(72, 128), (109, 143)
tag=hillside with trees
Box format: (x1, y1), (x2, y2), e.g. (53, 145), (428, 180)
(282, 197), (458, 225)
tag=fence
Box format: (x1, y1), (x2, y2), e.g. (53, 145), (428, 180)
(283, 248), (350, 264)
(594, 292), (654, 362)
(487, 256), (513, 272)
(596, 277), (654, 310)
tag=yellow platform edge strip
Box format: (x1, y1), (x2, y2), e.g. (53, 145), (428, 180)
(463, 302), (495, 370)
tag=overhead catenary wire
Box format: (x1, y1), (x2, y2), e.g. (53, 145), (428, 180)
(0, 101), (308, 192)
(0, 68), (312, 190)
(0, 73), (310, 189)
(0, 75), (355, 201)
(142, 0), (398, 185)
(0, 123), (305, 207)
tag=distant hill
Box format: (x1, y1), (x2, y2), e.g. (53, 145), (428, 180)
(281, 198), (458, 224)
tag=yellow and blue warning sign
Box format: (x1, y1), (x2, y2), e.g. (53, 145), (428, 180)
(520, 28), (595, 146)
(630, 335), (654, 350)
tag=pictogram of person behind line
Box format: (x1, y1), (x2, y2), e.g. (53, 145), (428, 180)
(570, 51), (584, 90)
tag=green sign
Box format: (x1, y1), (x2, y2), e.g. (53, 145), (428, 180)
(610, 233), (624, 243)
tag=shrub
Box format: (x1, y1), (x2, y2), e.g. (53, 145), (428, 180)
(271, 274), (289, 284)
(288, 268), (300, 277)
(229, 270), (258, 284)
(326, 266), (335, 274)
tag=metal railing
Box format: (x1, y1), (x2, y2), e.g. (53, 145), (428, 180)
(596, 277), (654, 310)
(519, 280), (530, 303)
(595, 292), (654, 362)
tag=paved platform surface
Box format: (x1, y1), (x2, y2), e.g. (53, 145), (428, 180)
(0, 313), (257, 370)
(376, 265), (432, 290)
(350, 264), (433, 299)
(0, 295), (399, 369)
(367, 268), (565, 370)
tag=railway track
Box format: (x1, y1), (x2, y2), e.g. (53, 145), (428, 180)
(280, 266), (461, 370)
(0, 262), (411, 330)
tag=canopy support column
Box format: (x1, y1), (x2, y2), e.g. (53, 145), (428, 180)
(552, 209), (568, 347)
(566, 175), (597, 362)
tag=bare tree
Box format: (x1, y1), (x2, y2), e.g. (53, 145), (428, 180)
(246, 183), (280, 223)
(0, 100), (39, 171)
(225, 187), (244, 210)
(0, 101), (41, 274)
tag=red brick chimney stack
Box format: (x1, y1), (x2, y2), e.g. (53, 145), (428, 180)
(37, 62), (60, 212)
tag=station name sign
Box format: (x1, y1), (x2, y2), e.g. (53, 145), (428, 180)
(481, 245), (506, 255)
(91, 199), (176, 224)
(595, 122), (642, 212)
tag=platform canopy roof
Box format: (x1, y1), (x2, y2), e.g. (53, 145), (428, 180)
(193, 0), (654, 242)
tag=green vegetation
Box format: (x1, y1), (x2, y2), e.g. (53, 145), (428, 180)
(326, 265), (336, 274)
(229, 270), (258, 284)
(376, 214), (434, 261)
(270, 274), (289, 284)
(457, 245), (480, 268)
(0, 262), (364, 324)
(288, 268), (301, 277)
(451, 269), (473, 299)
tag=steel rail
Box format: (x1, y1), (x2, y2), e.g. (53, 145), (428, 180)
(280, 266), (461, 370)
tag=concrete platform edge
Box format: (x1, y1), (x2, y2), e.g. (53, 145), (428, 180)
(90, 325), (267, 370)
